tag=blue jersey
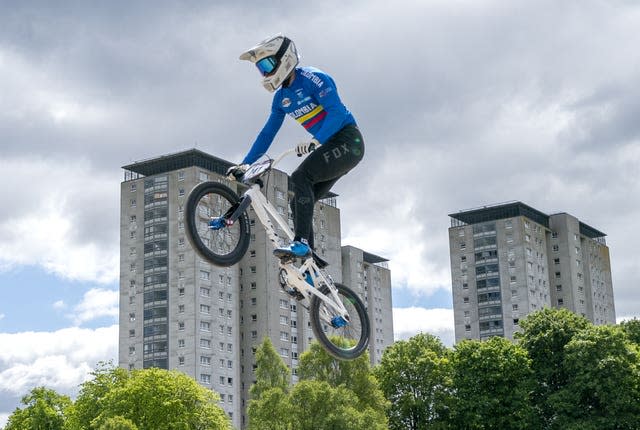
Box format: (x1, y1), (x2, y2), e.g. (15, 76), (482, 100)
(242, 66), (356, 165)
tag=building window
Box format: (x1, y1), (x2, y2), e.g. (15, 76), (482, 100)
(557, 298), (564, 306)
(200, 374), (211, 384)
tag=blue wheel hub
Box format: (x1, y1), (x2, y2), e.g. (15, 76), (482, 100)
(331, 316), (348, 328)
(208, 217), (226, 230)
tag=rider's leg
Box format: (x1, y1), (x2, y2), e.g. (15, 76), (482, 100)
(274, 125), (364, 259)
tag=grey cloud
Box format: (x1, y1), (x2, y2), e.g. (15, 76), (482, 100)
(1, 0), (640, 315)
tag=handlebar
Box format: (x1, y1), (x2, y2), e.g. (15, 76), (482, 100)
(230, 144), (322, 184)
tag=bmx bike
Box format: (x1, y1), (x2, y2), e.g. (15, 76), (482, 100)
(184, 147), (370, 360)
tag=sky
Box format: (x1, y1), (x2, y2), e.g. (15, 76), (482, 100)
(1, 0), (640, 425)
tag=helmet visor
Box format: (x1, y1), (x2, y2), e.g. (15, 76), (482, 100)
(256, 56), (278, 76)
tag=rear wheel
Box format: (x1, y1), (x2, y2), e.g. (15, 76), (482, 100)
(310, 283), (370, 360)
(185, 182), (250, 266)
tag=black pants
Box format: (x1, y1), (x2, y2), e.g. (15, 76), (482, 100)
(290, 124), (364, 249)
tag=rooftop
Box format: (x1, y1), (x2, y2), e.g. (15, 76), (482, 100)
(449, 201), (606, 239)
(123, 148), (232, 180)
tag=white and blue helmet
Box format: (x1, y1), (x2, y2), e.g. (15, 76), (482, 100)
(240, 34), (299, 92)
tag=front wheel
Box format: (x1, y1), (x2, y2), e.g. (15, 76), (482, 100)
(310, 283), (370, 360)
(185, 181), (250, 266)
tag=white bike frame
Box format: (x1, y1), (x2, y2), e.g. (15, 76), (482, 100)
(239, 149), (350, 325)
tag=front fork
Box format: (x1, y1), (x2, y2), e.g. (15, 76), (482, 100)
(209, 195), (252, 230)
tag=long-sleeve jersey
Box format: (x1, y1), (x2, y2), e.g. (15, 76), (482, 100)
(242, 66), (356, 165)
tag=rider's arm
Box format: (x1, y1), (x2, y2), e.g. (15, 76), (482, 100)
(242, 98), (286, 165)
(304, 70), (352, 144)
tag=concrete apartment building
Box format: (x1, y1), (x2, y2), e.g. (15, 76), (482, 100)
(119, 149), (393, 429)
(448, 201), (615, 343)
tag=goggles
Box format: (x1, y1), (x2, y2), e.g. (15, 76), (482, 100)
(256, 56), (278, 76)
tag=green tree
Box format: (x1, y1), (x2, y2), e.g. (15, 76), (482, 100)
(620, 318), (640, 346)
(65, 361), (131, 430)
(288, 380), (386, 430)
(94, 367), (231, 430)
(246, 387), (291, 430)
(450, 337), (537, 429)
(247, 338), (291, 430)
(249, 337), (290, 400)
(248, 338), (387, 430)
(298, 339), (387, 413)
(516, 308), (591, 427)
(374, 333), (452, 430)
(98, 416), (138, 430)
(549, 324), (640, 429)
(5, 386), (72, 430)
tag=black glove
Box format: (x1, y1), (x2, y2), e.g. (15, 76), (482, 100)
(226, 164), (248, 181)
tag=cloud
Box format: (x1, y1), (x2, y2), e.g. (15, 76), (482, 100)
(0, 157), (119, 284)
(69, 288), (119, 326)
(393, 307), (455, 347)
(0, 325), (118, 426)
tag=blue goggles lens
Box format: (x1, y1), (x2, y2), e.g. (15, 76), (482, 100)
(256, 57), (278, 76)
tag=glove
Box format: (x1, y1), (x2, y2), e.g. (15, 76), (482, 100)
(296, 138), (320, 157)
(226, 164), (248, 181)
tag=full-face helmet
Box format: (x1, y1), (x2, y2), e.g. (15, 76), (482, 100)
(240, 34), (299, 92)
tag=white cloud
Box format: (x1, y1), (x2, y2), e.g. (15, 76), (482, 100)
(53, 300), (66, 310)
(70, 288), (119, 326)
(0, 158), (119, 284)
(0, 325), (118, 398)
(0, 314), (4, 321)
(393, 307), (455, 347)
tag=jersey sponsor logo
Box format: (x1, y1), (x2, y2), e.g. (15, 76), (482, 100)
(291, 102), (318, 119)
(318, 87), (333, 98)
(300, 69), (324, 88)
(282, 97), (292, 108)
